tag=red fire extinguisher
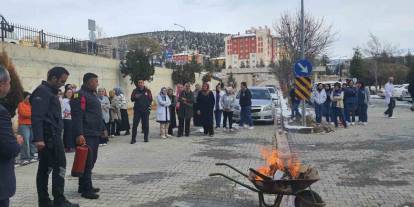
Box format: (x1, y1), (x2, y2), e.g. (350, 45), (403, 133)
(71, 145), (89, 177)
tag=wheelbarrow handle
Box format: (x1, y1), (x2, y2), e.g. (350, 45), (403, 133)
(215, 163), (249, 178)
(209, 173), (259, 193)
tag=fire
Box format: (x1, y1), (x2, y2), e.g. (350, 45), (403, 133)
(255, 147), (301, 180)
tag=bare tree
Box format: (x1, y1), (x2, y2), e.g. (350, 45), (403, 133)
(273, 11), (335, 91)
(363, 33), (398, 90)
(274, 11), (335, 63)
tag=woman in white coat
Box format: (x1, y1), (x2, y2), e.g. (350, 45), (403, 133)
(156, 87), (172, 139)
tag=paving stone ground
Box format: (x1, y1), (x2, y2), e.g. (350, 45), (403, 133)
(10, 100), (414, 207)
(289, 100), (414, 207)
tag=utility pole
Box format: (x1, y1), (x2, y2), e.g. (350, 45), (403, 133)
(300, 0), (306, 126)
(174, 23), (187, 69)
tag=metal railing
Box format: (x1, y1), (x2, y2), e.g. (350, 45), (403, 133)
(0, 18), (125, 59)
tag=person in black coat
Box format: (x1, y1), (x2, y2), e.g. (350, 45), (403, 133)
(71, 73), (105, 199)
(408, 83), (414, 111)
(31, 67), (79, 207)
(0, 66), (23, 207)
(130, 80), (153, 143)
(196, 82), (215, 136)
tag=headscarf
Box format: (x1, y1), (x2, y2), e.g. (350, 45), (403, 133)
(114, 88), (122, 96)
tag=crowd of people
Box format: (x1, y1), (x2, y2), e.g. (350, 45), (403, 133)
(0, 64), (257, 207)
(291, 77), (401, 129)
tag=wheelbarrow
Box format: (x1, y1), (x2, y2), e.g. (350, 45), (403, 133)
(209, 163), (325, 207)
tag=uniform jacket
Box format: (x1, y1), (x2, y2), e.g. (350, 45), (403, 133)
(331, 90), (344, 108)
(156, 94), (171, 122)
(131, 87), (153, 112)
(343, 87), (358, 104)
(71, 85), (105, 137)
(239, 88), (252, 107)
(30, 81), (63, 145)
(0, 104), (20, 200)
(357, 87), (370, 105)
(178, 90), (194, 119)
(311, 89), (327, 105)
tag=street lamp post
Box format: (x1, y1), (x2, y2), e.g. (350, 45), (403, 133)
(174, 23), (187, 52)
(300, 0), (306, 126)
(174, 23), (187, 70)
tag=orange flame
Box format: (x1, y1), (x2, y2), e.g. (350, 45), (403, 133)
(255, 147), (301, 180)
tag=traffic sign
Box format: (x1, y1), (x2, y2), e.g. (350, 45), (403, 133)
(294, 77), (312, 100)
(294, 59), (313, 77)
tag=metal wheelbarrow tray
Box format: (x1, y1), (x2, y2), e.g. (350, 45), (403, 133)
(209, 163), (326, 207)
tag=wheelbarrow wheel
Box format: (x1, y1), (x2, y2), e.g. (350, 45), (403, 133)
(294, 190), (325, 207)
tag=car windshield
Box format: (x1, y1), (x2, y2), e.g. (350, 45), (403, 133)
(267, 88), (276, 94)
(251, 89), (271, 100)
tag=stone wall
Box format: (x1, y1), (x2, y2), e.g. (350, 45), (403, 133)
(1, 43), (218, 108)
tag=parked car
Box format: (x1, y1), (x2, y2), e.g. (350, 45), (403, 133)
(266, 86), (279, 104)
(402, 90), (412, 102)
(377, 88), (385, 98)
(233, 87), (274, 124)
(393, 84), (409, 101)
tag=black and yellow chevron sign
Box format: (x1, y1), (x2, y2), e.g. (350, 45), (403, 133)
(294, 77), (312, 100)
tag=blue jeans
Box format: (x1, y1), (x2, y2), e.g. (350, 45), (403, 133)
(314, 103), (323, 123)
(291, 101), (301, 118)
(214, 110), (223, 128)
(358, 104), (368, 122)
(333, 107), (347, 128)
(323, 101), (331, 122)
(18, 124), (36, 160)
(239, 106), (253, 127)
(345, 102), (357, 122)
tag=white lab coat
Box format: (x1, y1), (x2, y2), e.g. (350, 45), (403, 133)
(384, 82), (394, 104)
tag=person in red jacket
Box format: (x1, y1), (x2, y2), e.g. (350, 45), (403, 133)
(17, 91), (37, 165)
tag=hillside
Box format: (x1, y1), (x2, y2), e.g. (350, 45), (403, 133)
(100, 31), (229, 58)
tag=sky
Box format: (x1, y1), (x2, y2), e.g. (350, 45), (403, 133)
(2, 0), (414, 58)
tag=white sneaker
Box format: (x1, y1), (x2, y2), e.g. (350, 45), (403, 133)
(389, 116), (396, 119)
(166, 134), (171, 138)
(103, 143), (107, 146)
(99, 144), (103, 147)
(363, 122), (368, 126)
(230, 128), (235, 132)
(248, 126), (254, 130)
(30, 158), (38, 163)
(20, 160), (30, 166)
(350, 122), (355, 126)
(161, 135), (167, 139)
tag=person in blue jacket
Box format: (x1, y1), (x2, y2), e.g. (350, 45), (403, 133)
(343, 80), (358, 125)
(0, 65), (23, 207)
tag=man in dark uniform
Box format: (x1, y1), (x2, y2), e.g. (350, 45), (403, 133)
(130, 80), (152, 144)
(31, 67), (79, 207)
(0, 66), (23, 207)
(71, 73), (104, 199)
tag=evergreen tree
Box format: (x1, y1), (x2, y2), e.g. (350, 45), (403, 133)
(120, 49), (155, 84)
(349, 48), (365, 80)
(405, 52), (414, 85)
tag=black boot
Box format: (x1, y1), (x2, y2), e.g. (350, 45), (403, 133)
(38, 198), (53, 207)
(81, 191), (100, 199)
(54, 198), (79, 207)
(78, 186), (100, 193)
(130, 137), (136, 144)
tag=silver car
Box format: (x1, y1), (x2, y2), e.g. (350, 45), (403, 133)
(233, 87), (274, 123)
